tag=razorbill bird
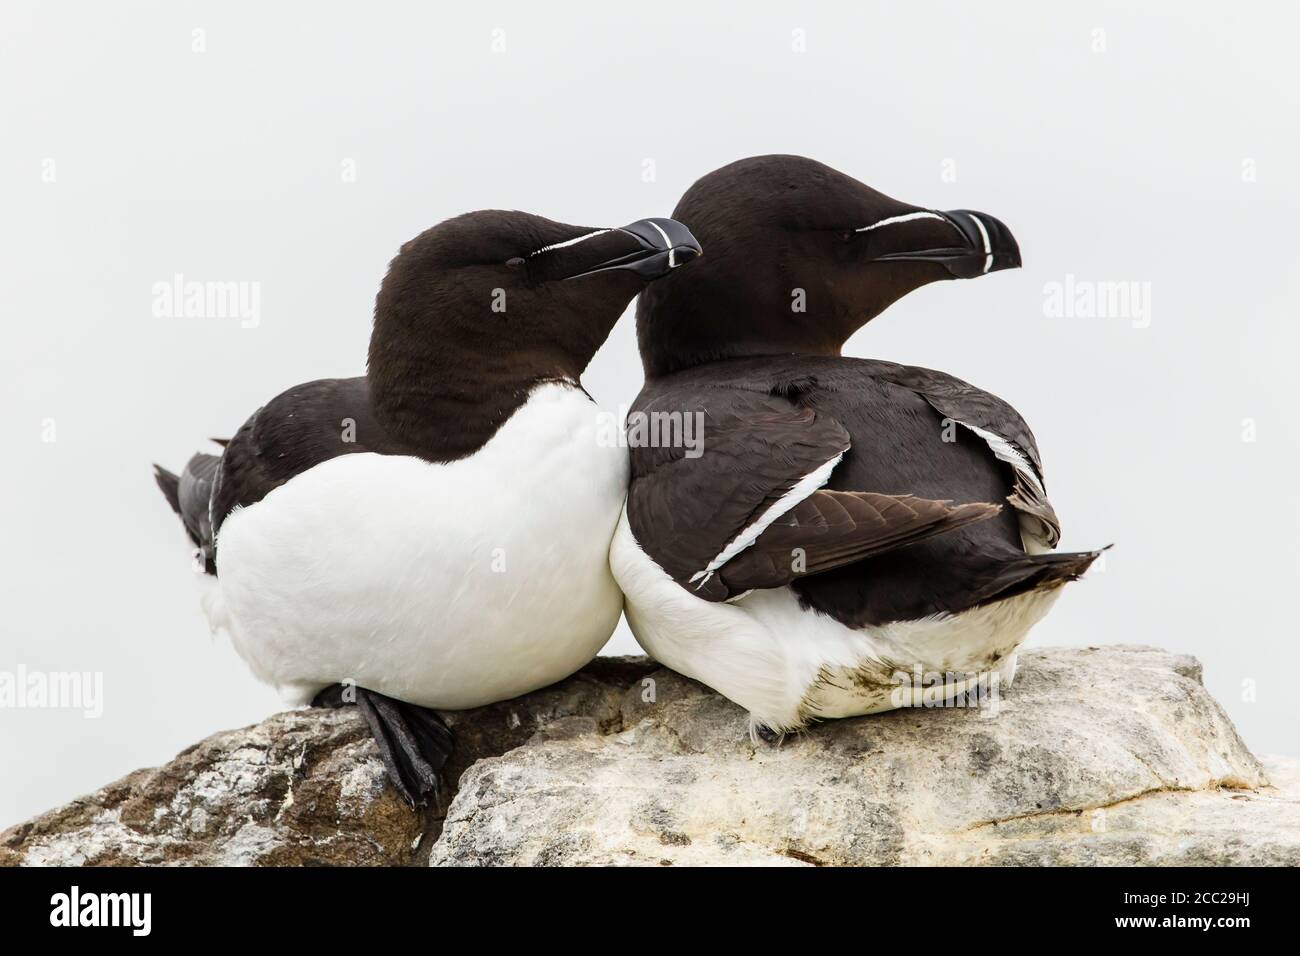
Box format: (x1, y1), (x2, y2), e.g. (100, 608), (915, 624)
(611, 155), (1102, 735)
(154, 211), (702, 804)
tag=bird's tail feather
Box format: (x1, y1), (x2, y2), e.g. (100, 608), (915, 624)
(974, 546), (1108, 607)
(153, 464), (183, 518)
(152, 451), (222, 573)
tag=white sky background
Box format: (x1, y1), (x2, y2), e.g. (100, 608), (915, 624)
(2, 0), (1297, 828)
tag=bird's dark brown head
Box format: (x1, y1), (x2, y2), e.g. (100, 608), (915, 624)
(367, 209), (700, 458)
(372, 210), (700, 386)
(636, 155), (1020, 377)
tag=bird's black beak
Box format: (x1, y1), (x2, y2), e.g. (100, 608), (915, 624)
(566, 218), (702, 281)
(873, 210), (1021, 278)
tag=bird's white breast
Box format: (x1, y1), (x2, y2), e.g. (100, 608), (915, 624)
(206, 383), (629, 709)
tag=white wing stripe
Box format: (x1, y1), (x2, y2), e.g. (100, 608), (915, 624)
(958, 421), (1046, 497)
(689, 452), (844, 588)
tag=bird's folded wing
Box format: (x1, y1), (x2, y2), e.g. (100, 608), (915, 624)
(713, 490), (1000, 597)
(626, 388), (1000, 602)
(878, 365), (1061, 549)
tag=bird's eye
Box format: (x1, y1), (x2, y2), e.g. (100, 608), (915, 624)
(506, 257), (525, 269)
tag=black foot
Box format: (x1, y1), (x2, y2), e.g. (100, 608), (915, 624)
(313, 683), (454, 808)
(312, 684), (348, 708)
(755, 724), (784, 745)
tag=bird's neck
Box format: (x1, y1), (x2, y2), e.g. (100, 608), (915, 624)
(368, 329), (578, 462)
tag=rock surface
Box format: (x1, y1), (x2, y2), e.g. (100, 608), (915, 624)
(3, 646), (1296, 866)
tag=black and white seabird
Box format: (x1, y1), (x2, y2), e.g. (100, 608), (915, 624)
(154, 211), (701, 804)
(611, 155), (1102, 734)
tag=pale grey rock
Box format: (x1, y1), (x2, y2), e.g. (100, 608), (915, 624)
(0, 657), (654, 866)
(428, 646), (1289, 866)
(4, 647), (1295, 867)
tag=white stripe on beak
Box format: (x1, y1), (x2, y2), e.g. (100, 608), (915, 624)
(646, 220), (677, 269)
